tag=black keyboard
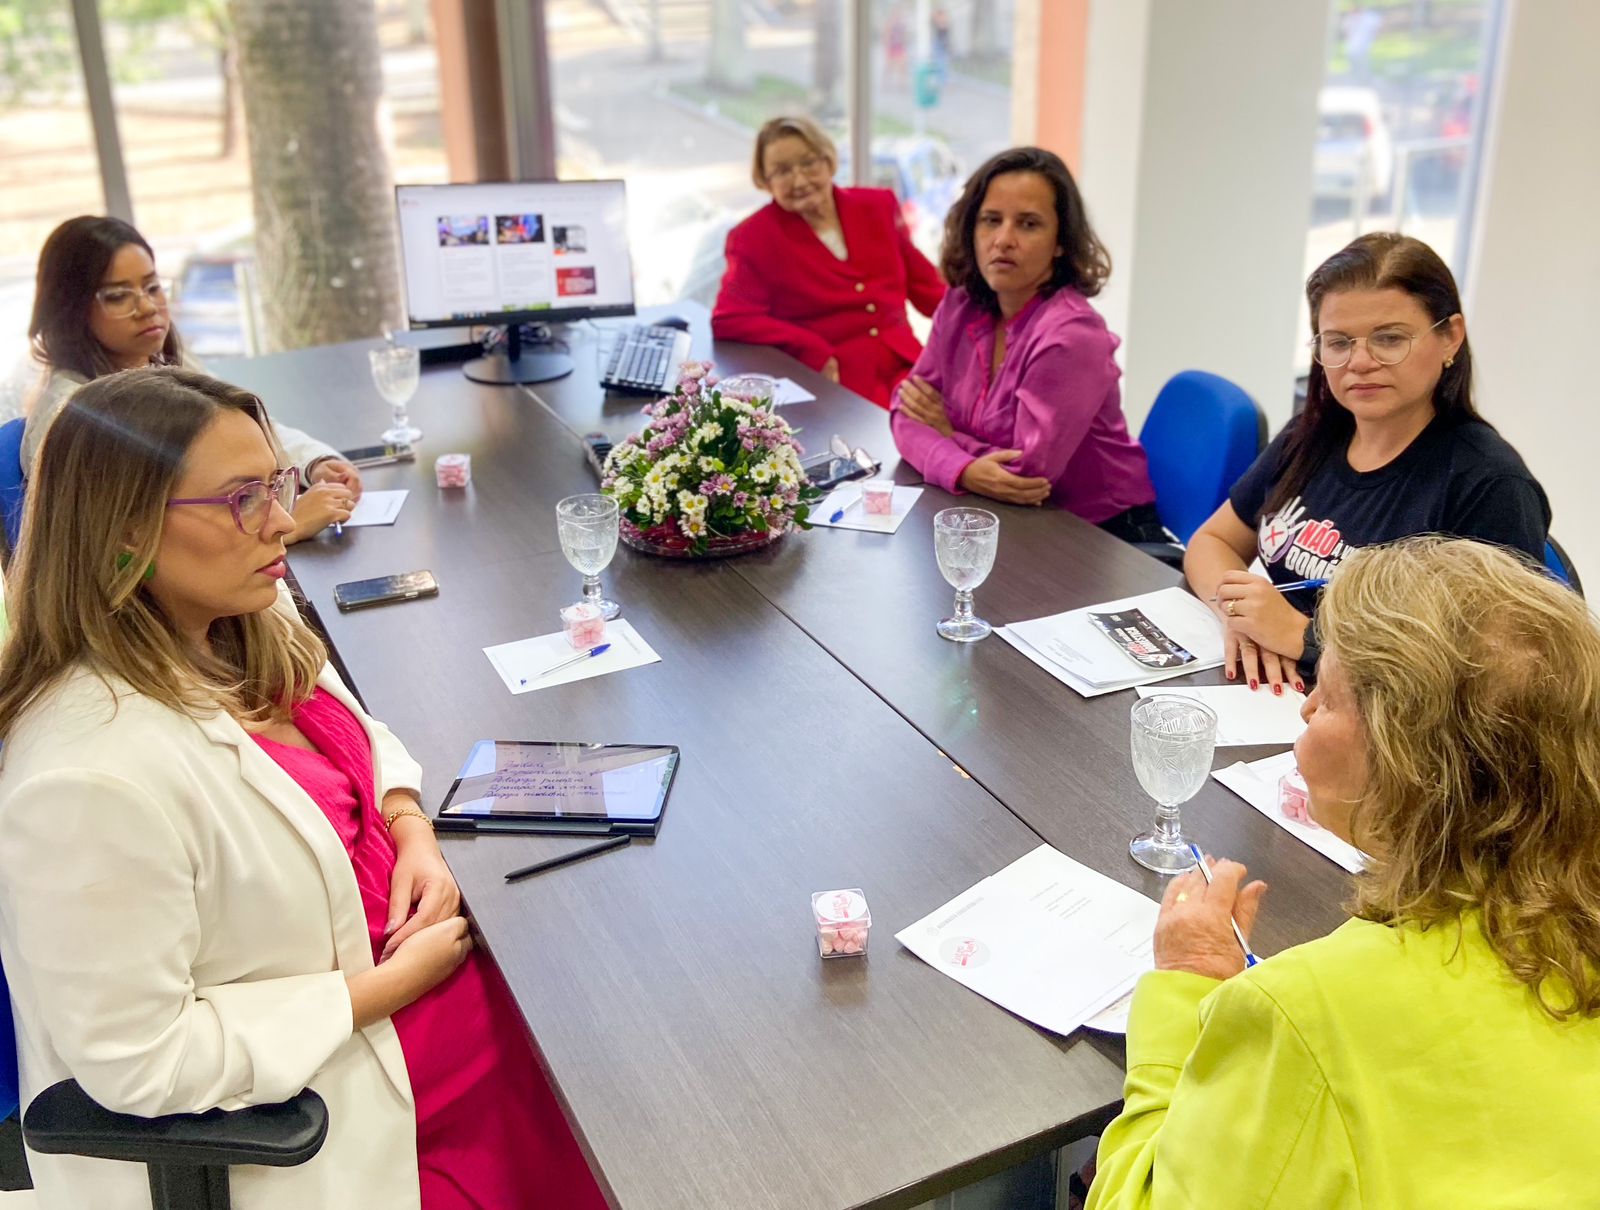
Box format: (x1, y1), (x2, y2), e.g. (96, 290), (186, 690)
(599, 324), (693, 395)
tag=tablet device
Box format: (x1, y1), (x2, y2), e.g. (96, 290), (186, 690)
(433, 740), (679, 835)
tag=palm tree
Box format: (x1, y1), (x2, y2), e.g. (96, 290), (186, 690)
(228, 0), (402, 350)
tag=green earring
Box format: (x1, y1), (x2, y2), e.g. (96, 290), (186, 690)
(115, 552), (156, 581)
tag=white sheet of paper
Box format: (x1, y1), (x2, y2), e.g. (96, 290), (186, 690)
(342, 489), (408, 527)
(771, 377), (817, 406)
(1213, 751), (1367, 873)
(896, 844), (1159, 1037)
(997, 587), (1224, 697)
(1135, 684), (1307, 746)
(810, 484), (923, 533)
(482, 620), (661, 695)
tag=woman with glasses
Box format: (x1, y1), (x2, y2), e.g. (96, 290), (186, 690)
(22, 216), (361, 541)
(711, 115), (946, 408)
(1184, 233), (1549, 694)
(890, 147), (1161, 539)
(0, 367), (607, 1209)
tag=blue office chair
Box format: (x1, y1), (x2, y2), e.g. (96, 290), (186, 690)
(1138, 371), (1268, 546)
(1544, 536), (1584, 597)
(0, 417), (25, 558)
(0, 957), (328, 1208)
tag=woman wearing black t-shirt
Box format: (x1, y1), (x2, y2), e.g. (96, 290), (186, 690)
(1185, 233), (1549, 693)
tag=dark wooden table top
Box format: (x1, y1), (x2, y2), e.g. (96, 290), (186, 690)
(212, 312), (1354, 1206)
(215, 342), (1133, 1210)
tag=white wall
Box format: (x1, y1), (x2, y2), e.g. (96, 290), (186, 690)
(1079, 0), (1330, 432)
(1467, 0), (1600, 590)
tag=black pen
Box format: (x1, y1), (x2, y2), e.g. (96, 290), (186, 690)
(504, 834), (631, 883)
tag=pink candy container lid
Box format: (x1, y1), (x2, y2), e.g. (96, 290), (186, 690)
(1278, 767), (1314, 827)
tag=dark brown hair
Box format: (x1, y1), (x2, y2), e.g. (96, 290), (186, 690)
(1266, 232), (1480, 514)
(939, 146), (1110, 314)
(28, 216), (183, 381)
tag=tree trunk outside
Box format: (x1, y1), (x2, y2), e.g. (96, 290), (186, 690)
(706, 0), (751, 91)
(813, 0), (844, 120)
(228, 0), (402, 351)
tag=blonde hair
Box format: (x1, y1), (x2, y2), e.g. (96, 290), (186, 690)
(0, 367), (325, 736)
(750, 115), (837, 190)
(1319, 537), (1600, 1019)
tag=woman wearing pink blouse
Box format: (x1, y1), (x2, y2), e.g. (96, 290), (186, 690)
(891, 147), (1162, 542)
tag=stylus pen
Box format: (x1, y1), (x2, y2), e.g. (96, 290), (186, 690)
(1188, 844), (1260, 967)
(505, 834), (631, 883)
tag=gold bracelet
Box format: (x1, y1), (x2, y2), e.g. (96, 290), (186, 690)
(383, 804), (433, 831)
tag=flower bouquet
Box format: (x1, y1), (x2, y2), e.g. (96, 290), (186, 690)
(601, 362), (822, 558)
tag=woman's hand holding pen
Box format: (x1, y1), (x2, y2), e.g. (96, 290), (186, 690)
(1153, 856), (1267, 982)
(1211, 571), (1308, 694)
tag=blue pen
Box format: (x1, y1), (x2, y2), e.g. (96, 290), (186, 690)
(829, 495), (860, 524)
(1188, 844), (1260, 967)
(332, 522), (344, 538)
(1275, 578), (1327, 593)
(520, 642), (612, 685)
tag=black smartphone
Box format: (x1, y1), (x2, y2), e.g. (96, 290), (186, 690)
(339, 442), (417, 468)
(333, 570), (440, 612)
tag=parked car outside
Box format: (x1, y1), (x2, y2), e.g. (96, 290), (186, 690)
(1313, 85), (1394, 205)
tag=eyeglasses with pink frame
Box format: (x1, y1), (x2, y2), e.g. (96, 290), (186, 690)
(166, 467), (300, 535)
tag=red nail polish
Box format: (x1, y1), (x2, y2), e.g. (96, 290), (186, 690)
(1273, 684), (1283, 696)
(1226, 669), (1236, 681)
(1295, 682), (1305, 693)
(1249, 679), (1258, 691)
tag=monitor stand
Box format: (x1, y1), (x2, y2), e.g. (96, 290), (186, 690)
(463, 322), (574, 385)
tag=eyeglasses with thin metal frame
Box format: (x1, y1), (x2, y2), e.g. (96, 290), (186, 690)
(167, 467), (300, 535)
(1309, 315), (1452, 369)
(765, 153), (830, 185)
(94, 279), (169, 320)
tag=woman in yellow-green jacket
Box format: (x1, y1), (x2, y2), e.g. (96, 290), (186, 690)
(1088, 537), (1600, 1210)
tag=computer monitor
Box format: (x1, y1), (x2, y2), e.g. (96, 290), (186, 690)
(394, 179), (636, 384)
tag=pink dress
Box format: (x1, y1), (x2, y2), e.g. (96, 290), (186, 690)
(253, 688), (608, 1210)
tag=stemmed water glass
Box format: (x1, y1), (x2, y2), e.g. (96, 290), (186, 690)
(933, 507), (999, 642)
(556, 494), (621, 620)
(1128, 695), (1218, 874)
(369, 342), (422, 445)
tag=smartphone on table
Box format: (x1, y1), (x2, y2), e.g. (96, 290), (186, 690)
(339, 442), (417, 468)
(333, 570), (439, 612)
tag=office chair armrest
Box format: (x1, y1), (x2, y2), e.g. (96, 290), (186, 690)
(21, 1080), (327, 1170)
(1132, 540), (1187, 570)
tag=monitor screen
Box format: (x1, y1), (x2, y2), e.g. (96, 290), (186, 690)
(394, 180), (636, 328)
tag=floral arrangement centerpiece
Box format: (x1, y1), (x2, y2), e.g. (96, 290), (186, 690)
(600, 362), (823, 558)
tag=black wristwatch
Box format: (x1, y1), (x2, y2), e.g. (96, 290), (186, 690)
(1297, 618), (1322, 680)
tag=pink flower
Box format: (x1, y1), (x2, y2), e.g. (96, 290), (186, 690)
(680, 378), (702, 397)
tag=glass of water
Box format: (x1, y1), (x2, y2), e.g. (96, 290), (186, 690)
(370, 343), (422, 445)
(933, 507), (999, 642)
(1128, 695), (1218, 874)
(556, 493), (621, 620)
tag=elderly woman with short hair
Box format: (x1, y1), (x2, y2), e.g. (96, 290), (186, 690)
(711, 114), (946, 408)
(1087, 537), (1600, 1208)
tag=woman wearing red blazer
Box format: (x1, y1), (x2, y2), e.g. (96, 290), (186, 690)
(712, 116), (947, 409)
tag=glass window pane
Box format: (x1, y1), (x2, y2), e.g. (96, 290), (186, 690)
(91, 0), (447, 356)
(1298, 0), (1503, 378)
(868, 0), (1014, 262)
(0, 1), (104, 413)
(549, 0), (841, 307)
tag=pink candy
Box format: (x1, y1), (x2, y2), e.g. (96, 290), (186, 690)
(1278, 767), (1315, 827)
(813, 888), (871, 958)
(560, 602), (606, 649)
(861, 479), (895, 516)
(435, 453), (471, 488)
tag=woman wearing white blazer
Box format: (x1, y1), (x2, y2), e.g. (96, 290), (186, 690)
(0, 368), (606, 1209)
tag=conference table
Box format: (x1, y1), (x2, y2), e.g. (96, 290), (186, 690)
(214, 306), (1345, 1210)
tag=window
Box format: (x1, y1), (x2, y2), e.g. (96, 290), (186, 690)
(1299, 0), (1505, 375)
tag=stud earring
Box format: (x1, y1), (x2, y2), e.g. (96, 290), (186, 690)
(115, 552), (157, 581)
(1444, 356), (1455, 369)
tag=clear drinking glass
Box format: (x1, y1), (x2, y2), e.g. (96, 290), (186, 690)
(1128, 695), (1218, 874)
(556, 493), (621, 620)
(933, 507), (999, 642)
(369, 343), (422, 444)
